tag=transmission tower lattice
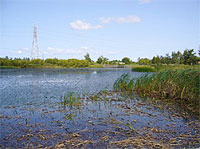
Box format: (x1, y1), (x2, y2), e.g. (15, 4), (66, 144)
(31, 25), (40, 59)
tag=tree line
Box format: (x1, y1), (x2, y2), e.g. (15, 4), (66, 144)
(0, 49), (199, 68)
(0, 57), (89, 68)
(92, 49), (199, 65)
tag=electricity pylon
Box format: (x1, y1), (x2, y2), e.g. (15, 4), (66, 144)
(31, 25), (40, 59)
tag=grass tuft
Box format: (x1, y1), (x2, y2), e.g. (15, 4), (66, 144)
(60, 92), (82, 108)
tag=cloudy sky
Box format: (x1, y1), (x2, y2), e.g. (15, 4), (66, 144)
(0, 0), (199, 61)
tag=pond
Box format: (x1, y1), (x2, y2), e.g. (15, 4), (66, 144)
(0, 68), (199, 148)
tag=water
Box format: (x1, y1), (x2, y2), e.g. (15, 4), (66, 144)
(0, 68), (199, 148)
(0, 68), (145, 107)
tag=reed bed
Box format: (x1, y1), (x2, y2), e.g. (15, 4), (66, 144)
(132, 66), (155, 72)
(154, 64), (200, 72)
(113, 69), (200, 113)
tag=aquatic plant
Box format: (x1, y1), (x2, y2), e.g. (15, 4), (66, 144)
(113, 74), (135, 91)
(113, 69), (200, 113)
(60, 92), (82, 108)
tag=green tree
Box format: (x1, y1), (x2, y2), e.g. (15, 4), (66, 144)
(122, 57), (131, 64)
(138, 58), (151, 65)
(45, 58), (59, 65)
(31, 59), (44, 65)
(96, 56), (108, 64)
(152, 56), (161, 64)
(183, 49), (198, 65)
(84, 53), (92, 62)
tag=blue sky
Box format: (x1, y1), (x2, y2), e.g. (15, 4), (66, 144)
(0, 0), (199, 61)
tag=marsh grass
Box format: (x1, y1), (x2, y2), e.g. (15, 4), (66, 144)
(60, 92), (82, 108)
(114, 69), (200, 114)
(132, 64), (200, 72)
(0, 66), (20, 69)
(154, 64), (200, 72)
(132, 66), (155, 72)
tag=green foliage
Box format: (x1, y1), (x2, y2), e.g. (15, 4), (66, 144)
(152, 56), (161, 64)
(0, 57), (90, 68)
(84, 53), (92, 62)
(31, 59), (44, 65)
(151, 49), (199, 65)
(45, 58), (59, 64)
(154, 64), (200, 72)
(138, 58), (151, 65)
(113, 69), (200, 113)
(96, 56), (109, 64)
(132, 66), (155, 72)
(113, 74), (134, 91)
(183, 49), (198, 65)
(89, 64), (104, 68)
(122, 57), (131, 64)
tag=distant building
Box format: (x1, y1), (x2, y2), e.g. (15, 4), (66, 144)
(118, 62), (125, 65)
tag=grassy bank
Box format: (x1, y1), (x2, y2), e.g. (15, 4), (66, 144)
(89, 64), (104, 68)
(132, 66), (155, 72)
(113, 69), (200, 114)
(154, 64), (200, 71)
(0, 66), (20, 69)
(131, 64), (200, 72)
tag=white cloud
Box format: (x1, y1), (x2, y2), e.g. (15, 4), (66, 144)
(99, 15), (141, 24)
(99, 17), (113, 24)
(117, 16), (141, 23)
(139, 0), (151, 4)
(70, 20), (103, 30)
(12, 48), (29, 54)
(17, 50), (22, 54)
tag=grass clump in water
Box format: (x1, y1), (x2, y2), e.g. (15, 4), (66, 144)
(60, 92), (82, 108)
(113, 69), (200, 113)
(132, 66), (155, 72)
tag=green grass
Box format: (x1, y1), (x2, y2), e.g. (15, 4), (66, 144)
(131, 64), (200, 72)
(89, 64), (104, 68)
(0, 66), (20, 69)
(132, 66), (155, 72)
(60, 92), (82, 108)
(154, 64), (200, 72)
(114, 69), (200, 114)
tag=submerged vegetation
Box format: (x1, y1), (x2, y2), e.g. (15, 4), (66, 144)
(114, 69), (200, 114)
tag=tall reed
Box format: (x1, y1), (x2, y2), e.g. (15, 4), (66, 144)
(113, 69), (200, 112)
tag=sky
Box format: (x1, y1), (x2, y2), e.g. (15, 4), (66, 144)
(0, 0), (199, 61)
